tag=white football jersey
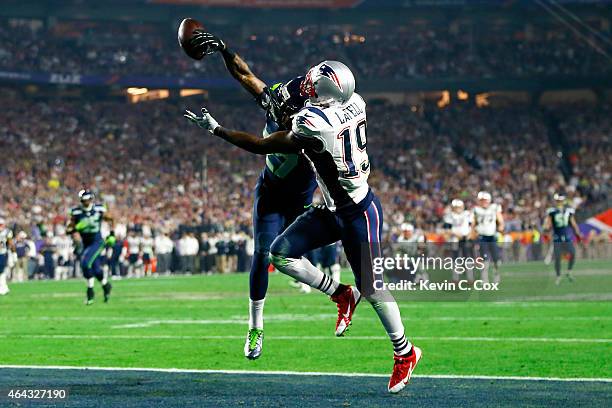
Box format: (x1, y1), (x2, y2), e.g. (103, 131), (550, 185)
(52, 235), (73, 260)
(472, 204), (502, 237)
(444, 210), (472, 240)
(291, 93), (369, 211)
(0, 228), (13, 255)
(127, 236), (141, 254)
(141, 237), (154, 255)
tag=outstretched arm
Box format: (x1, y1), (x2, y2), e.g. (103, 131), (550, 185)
(184, 108), (300, 155)
(220, 49), (267, 97)
(214, 127), (297, 155)
(189, 31), (266, 97)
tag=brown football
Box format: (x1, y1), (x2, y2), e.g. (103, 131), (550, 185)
(178, 18), (205, 60)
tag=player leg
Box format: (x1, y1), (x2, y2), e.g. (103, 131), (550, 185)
(269, 206), (342, 296)
(244, 190), (285, 360)
(339, 196), (421, 393)
(490, 240), (501, 284)
(0, 254), (9, 295)
(81, 244), (97, 304)
(478, 238), (491, 283)
(271, 206), (361, 336)
(566, 241), (576, 282)
(94, 252), (112, 303)
(553, 242), (563, 285)
(322, 244), (341, 282)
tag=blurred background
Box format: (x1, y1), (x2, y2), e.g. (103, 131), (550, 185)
(0, 0), (610, 278)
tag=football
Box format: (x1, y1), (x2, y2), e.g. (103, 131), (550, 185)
(178, 17), (204, 60)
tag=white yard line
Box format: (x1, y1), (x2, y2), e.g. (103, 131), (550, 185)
(0, 364), (610, 383)
(0, 333), (610, 344)
(108, 315), (612, 328)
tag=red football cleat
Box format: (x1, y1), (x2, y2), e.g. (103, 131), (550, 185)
(388, 346), (422, 394)
(331, 285), (361, 336)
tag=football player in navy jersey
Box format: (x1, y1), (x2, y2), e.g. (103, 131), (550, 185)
(66, 190), (115, 304)
(184, 60), (421, 393)
(185, 32), (318, 360)
(543, 193), (582, 285)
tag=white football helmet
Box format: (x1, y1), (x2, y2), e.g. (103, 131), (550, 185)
(301, 60), (355, 106)
(477, 191), (491, 202)
(451, 199), (464, 210)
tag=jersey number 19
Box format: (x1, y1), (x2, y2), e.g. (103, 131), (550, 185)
(337, 119), (369, 179)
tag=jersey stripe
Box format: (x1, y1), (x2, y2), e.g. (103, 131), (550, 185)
(304, 107), (332, 126)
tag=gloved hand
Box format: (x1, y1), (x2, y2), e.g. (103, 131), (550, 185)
(74, 220), (88, 232)
(190, 31), (226, 57)
(184, 108), (220, 133)
(105, 231), (116, 247)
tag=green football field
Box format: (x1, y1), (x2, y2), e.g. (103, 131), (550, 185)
(1, 259), (611, 379)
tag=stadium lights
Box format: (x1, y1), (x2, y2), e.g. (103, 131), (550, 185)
(457, 90), (469, 100)
(180, 89), (207, 97)
(476, 93), (490, 107)
(126, 88), (169, 103)
(127, 87), (148, 95)
(437, 91), (450, 108)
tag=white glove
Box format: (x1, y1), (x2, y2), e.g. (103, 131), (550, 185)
(184, 107), (220, 133)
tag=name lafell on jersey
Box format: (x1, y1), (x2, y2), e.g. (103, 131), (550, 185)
(334, 101), (364, 124)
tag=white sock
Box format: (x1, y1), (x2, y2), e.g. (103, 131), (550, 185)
(330, 264), (341, 282)
(249, 298), (265, 330)
(369, 295), (412, 356)
(0, 271), (7, 288)
(273, 256), (339, 296)
(87, 278), (95, 288)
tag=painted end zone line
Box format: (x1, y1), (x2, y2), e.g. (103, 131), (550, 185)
(0, 365), (610, 383)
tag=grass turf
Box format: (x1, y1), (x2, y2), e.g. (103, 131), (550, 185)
(0, 259), (610, 379)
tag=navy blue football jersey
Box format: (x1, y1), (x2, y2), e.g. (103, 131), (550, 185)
(71, 204), (106, 246)
(546, 206), (575, 240)
(259, 112), (317, 202)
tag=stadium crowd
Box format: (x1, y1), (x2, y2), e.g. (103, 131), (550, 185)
(1, 18), (610, 80)
(1, 92), (610, 277)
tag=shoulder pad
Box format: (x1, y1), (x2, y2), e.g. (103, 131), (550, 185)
(546, 207), (556, 214)
(71, 208), (83, 216)
(94, 204), (107, 213)
(292, 107), (333, 137)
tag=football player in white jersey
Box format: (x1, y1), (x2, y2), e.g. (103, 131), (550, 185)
(184, 60), (421, 393)
(141, 230), (155, 276)
(471, 191), (504, 284)
(52, 227), (74, 280)
(443, 199), (474, 282)
(0, 218), (14, 295)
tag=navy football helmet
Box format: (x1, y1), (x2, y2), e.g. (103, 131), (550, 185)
(263, 76), (307, 127)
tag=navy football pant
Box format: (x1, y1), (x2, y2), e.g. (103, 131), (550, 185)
(81, 240), (105, 281)
(553, 240), (576, 276)
(270, 196), (383, 296)
(250, 188), (310, 301)
(478, 235), (500, 265)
